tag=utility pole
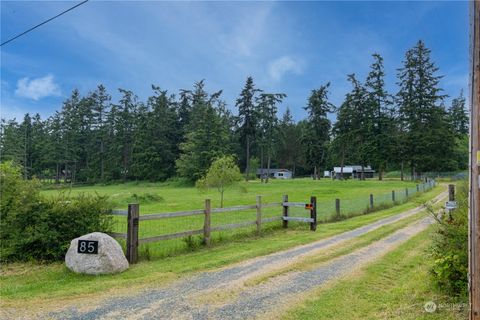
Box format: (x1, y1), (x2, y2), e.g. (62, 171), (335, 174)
(470, 0), (480, 319)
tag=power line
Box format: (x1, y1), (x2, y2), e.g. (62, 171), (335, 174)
(1, 0), (89, 47)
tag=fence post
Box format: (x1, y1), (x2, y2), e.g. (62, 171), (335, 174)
(204, 199), (211, 246)
(310, 196), (317, 231)
(416, 184), (420, 192)
(256, 195), (262, 236)
(405, 188), (409, 198)
(335, 198), (341, 218)
(369, 194), (374, 210)
(126, 203), (139, 264)
(283, 195), (289, 228)
(392, 190), (396, 202)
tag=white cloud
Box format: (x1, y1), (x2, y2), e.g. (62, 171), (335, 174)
(15, 74), (61, 100)
(267, 56), (305, 82)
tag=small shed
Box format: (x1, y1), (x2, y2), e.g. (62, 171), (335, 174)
(330, 165), (375, 179)
(257, 168), (293, 179)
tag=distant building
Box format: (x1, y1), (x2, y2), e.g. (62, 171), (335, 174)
(257, 168), (293, 179)
(326, 165), (375, 179)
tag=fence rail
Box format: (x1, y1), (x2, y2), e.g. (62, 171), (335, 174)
(108, 179), (436, 263)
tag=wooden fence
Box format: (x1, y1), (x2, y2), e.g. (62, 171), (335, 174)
(109, 179), (436, 263)
(109, 195), (317, 263)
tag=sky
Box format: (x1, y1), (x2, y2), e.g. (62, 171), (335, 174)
(0, 1), (470, 122)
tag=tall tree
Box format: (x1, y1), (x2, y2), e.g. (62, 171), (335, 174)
(176, 81), (231, 182)
(449, 90), (469, 137)
(131, 86), (179, 180)
(89, 85), (111, 182)
(115, 89), (138, 182)
(365, 53), (395, 180)
(396, 40), (454, 176)
(236, 77), (261, 181)
(277, 108), (302, 176)
(257, 92), (286, 183)
(303, 83), (334, 179)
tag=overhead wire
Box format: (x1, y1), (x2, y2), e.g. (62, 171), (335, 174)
(1, 0), (89, 47)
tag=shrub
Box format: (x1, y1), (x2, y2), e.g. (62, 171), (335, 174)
(430, 180), (468, 298)
(196, 155), (242, 208)
(1, 162), (113, 262)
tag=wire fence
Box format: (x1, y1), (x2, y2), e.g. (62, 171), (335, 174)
(108, 180), (436, 260)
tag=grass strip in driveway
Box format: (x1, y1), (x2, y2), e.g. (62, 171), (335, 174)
(282, 226), (467, 320)
(0, 187), (443, 308)
(245, 206), (435, 287)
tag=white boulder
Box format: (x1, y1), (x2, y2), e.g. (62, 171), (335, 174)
(65, 232), (129, 275)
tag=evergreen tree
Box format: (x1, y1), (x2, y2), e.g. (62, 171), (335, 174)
(277, 108), (302, 176)
(176, 81), (231, 182)
(303, 83), (334, 179)
(115, 89), (138, 181)
(0, 119), (23, 166)
(257, 92), (286, 183)
(90, 85), (111, 182)
(396, 40), (454, 176)
(235, 76), (261, 181)
(131, 86), (179, 180)
(365, 53), (395, 180)
(331, 75), (369, 179)
(449, 90), (469, 137)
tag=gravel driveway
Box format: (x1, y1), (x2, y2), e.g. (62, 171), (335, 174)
(49, 192), (446, 320)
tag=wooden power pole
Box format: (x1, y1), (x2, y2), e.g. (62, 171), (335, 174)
(470, 0), (480, 318)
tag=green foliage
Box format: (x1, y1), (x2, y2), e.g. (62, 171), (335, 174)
(0, 162), (113, 262)
(430, 181), (468, 297)
(247, 157), (260, 180)
(236, 76), (261, 180)
(449, 90), (469, 137)
(303, 83), (333, 176)
(396, 40), (456, 175)
(196, 155), (242, 207)
(176, 81), (231, 182)
(256, 92), (286, 183)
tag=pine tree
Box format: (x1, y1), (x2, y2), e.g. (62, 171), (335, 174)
(115, 89), (138, 182)
(236, 77), (261, 181)
(257, 92), (286, 183)
(396, 40), (454, 176)
(365, 53), (395, 180)
(0, 119), (23, 167)
(303, 83), (334, 179)
(131, 86), (179, 180)
(449, 90), (469, 137)
(277, 108), (302, 176)
(176, 81), (231, 182)
(90, 85), (111, 182)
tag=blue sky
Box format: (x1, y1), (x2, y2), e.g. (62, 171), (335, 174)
(0, 1), (470, 121)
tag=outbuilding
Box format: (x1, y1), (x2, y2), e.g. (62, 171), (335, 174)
(327, 165), (375, 179)
(257, 168), (293, 179)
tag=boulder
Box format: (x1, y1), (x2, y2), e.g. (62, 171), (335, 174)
(65, 232), (129, 275)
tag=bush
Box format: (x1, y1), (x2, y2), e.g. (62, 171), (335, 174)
(430, 180), (468, 298)
(1, 162), (113, 262)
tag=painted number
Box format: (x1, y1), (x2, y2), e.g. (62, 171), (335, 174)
(77, 240), (98, 254)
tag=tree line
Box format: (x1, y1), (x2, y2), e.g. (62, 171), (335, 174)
(0, 40), (468, 184)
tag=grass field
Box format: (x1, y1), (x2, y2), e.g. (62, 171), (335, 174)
(0, 186), (443, 312)
(283, 226), (467, 320)
(40, 178), (431, 258)
(41, 178), (420, 214)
